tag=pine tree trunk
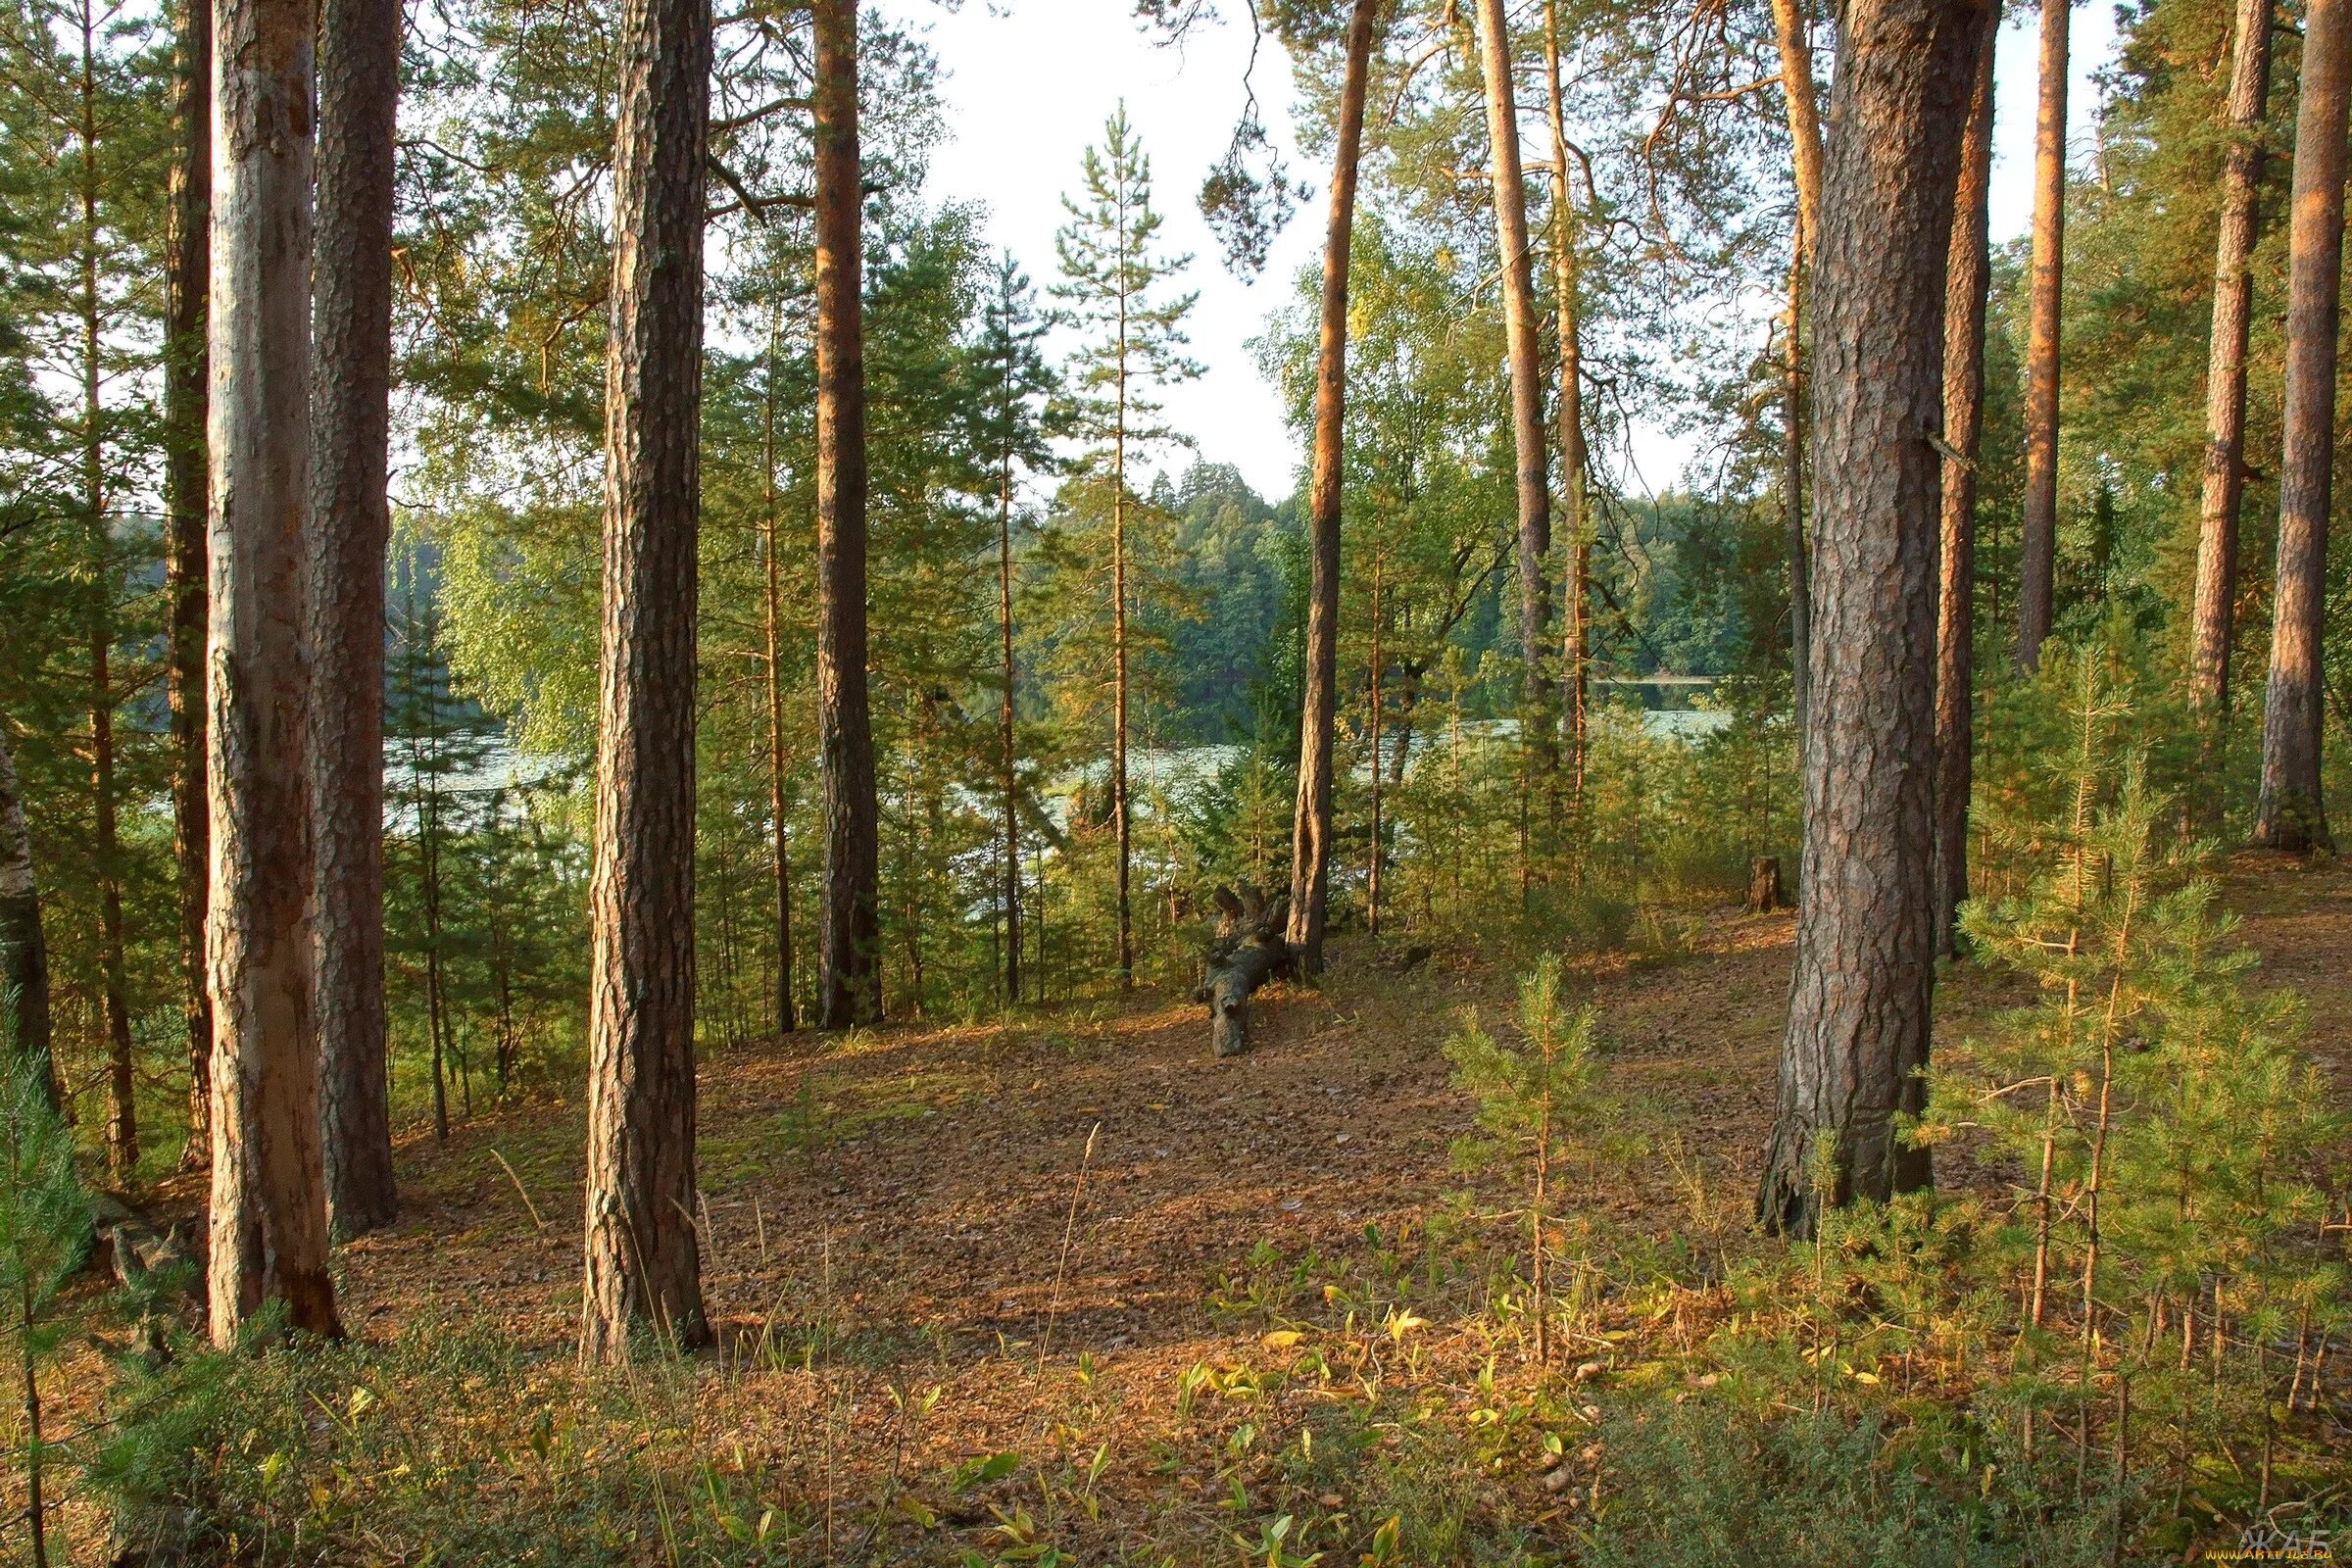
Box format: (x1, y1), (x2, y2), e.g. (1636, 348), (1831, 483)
(166, 0), (212, 1174)
(1475, 0), (1556, 810)
(998, 457), (1022, 1004)
(0, 725), (57, 1107)
(761, 338), (797, 1036)
(1755, 0), (1984, 1237)
(579, 0), (711, 1363)
(1113, 430), (1132, 988)
(310, 0), (402, 1238)
(1288, 0), (1376, 975)
(206, 0), (341, 1344)
(812, 0), (880, 1028)
(2017, 0), (2069, 674)
(1935, 0), (1999, 958)
(1543, 0), (1590, 807)
(1770, 0), (1824, 743)
(2253, 0), (2349, 854)
(2189, 0), (2277, 755)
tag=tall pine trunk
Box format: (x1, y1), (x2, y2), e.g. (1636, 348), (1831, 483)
(998, 451), (1021, 1004)
(310, 0), (402, 1238)
(1474, 0), (1556, 843)
(2253, 0), (2349, 854)
(2017, 0), (2069, 673)
(813, 0), (880, 1028)
(1935, 0), (1999, 958)
(1543, 0), (1590, 806)
(2189, 0), (2277, 761)
(165, 0), (212, 1172)
(578, 0), (711, 1363)
(1755, 0), (1984, 1237)
(1288, 0), (1377, 975)
(0, 725), (57, 1107)
(206, 0), (340, 1344)
(1770, 0), (1824, 742)
(1112, 419), (1132, 987)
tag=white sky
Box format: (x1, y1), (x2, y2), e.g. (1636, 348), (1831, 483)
(883, 0), (2126, 502)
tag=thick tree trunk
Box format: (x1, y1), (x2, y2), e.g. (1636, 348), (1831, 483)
(206, 0), (341, 1344)
(812, 0), (879, 1028)
(998, 460), (1021, 1004)
(2189, 0), (2277, 753)
(0, 726), (57, 1107)
(1543, 0), (1590, 804)
(310, 0), (401, 1239)
(761, 337), (797, 1035)
(1770, 0), (1824, 743)
(1474, 0), (1556, 806)
(1288, 0), (1376, 976)
(166, 0), (212, 1173)
(2253, 0), (2349, 854)
(1755, 0), (1983, 1237)
(2017, 0), (2069, 674)
(1935, 0), (1999, 958)
(578, 0), (711, 1363)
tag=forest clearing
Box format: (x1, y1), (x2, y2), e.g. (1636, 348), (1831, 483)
(10, 0), (2352, 1555)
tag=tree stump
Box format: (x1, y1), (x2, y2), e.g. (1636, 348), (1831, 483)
(1196, 882), (1296, 1056)
(1746, 856), (1786, 913)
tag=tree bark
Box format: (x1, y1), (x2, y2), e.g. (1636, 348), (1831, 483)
(1755, 0), (1984, 1237)
(1288, 0), (1377, 976)
(2253, 0), (2349, 854)
(1935, 0), (1999, 958)
(812, 0), (879, 1028)
(1474, 0), (1556, 807)
(1542, 0), (1590, 806)
(0, 725), (57, 1108)
(998, 449), (1022, 1004)
(2017, 0), (2069, 674)
(310, 0), (402, 1239)
(578, 0), (712, 1363)
(206, 0), (341, 1344)
(166, 0), (213, 1173)
(1770, 0), (1824, 743)
(2188, 0), (2277, 751)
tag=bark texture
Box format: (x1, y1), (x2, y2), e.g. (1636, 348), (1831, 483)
(310, 0), (402, 1239)
(207, 0), (341, 1344)
(2188, 0), (2277, 734)
(579, 0), (712, 1363)
(1543, 0), (1590, 797)
(1935, 0), (1999, 958)
(2017, 0), (2069, 673)
(0, 724), (57, 1106)
(1770, 0), (1824, 740)
(812, 0), (880, 1028)
(166, 0), (212, 1171)
(1474, 0), (1554, 788)
(2253, 0), (2349, 853)
(1756, 0), (1984, 1237)
(1287, 0), (1377, 976)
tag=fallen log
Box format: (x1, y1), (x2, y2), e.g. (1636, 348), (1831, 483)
(1194, 882), (1296, 1057)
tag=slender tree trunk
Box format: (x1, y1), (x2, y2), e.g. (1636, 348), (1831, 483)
(2253, 0), (2350, 853)
(310, 0), (402, 1237)
(75, 5), (136, 1178)
(1935, 0), (1999, 958)
(1368, 550), (1385, 935)
(812, 0), (879, 1028)
(2017, 0), (2069, 673)
(1113, 420), (1133, 988)
(761, 327), (796, 1036)
(1288, 0), (1377, 974)
(1770, 0), (1825, 741)
(166, 0), (212, 1173)
(1543, 0), (1590, 807)
(2189, 0), (2277, 760)
(0, 726), (57, 1107)
(578, 0), (711, 1363)
(999, 453), (1022, 1004)
(1475, 0), (1557, 826)
(207, 0), (341, 1344)
(1755, 0), (1983, 1237)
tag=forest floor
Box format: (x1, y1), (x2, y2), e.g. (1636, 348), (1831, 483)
(58, 856), (2352, 1564)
